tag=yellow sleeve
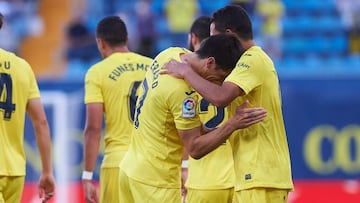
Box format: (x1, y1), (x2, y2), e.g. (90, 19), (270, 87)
(225, 53), (263, 95)
(168, 80), (200, 130)
(84, 67), (103, 104)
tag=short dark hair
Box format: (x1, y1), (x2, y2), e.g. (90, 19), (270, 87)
(196, 34), (244, 71)
(190, 16), (211, 42)
(211, 5), (253, 40)
(0, 13), (3, 29)
(96, 16), (127, 47)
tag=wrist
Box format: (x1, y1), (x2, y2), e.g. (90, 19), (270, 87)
(41, 170), (53, 176)
(221, 121), (237, 138)
(181, 160), (188, 168)
(82, 171), (93, 180)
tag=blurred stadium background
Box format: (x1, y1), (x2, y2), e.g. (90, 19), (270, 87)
(1, 0), (359, 202)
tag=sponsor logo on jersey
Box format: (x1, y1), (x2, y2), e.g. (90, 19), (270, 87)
(185, 90), (196, 95)
(237, 62), (250, 69)
(182, 97), (196, 118)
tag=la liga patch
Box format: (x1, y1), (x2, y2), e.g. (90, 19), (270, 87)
(182, 97), (196, 118)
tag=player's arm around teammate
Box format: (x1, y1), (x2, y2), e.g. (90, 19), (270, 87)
(178, 100), (265, 159)
(161, 58), (241, 108)
(175, 34), (266, 159)
(163, 5), (294, 203)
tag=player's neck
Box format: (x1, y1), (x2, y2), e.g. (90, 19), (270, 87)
(105, 46), (130, 57)
(112, 46), (129, 54)
(240, 39), (255, 50)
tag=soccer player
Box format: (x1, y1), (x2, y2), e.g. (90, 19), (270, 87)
(183, 16), (235, 203)
(82, 16), (153, 203)
(119, 34), (267, 203)
(0, 13), (55, 203)
(162, 5), (294, 203)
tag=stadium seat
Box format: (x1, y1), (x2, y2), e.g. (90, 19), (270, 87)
(65, 59), (90, 80)
(282, 17), (298, 38)
(330, 35), (348, 54)
(151, 0), (165, 14)
(325, 57), (346, 71)
(315, 15), (343, 35)
(346, 55), (360, 70)
(277, 56), (300, 70)
(155, 16), (169, 34)
(155, 35), (173, 54)
(294, 15), (315, 35)
(282, 36), (307, 55)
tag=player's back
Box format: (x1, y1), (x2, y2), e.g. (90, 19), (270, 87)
(0, 48), (40, 175)
(121, 47), (201, 188)
(84, 52), (152, 156)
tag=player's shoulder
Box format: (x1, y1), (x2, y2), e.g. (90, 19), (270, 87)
(162, 47), (190, 53)
(1, 48), (24, 62)
(242, 46), (262, 57)
(159, 74), (191, 93)
(86, 59), (104, 73)
(132, 52), (153, 62)
(156, 47), (190, 59)
(242, 46), (271, 60)
(0, 48), (15, 58)
(152, 47), (190, 68)
(0, 48), (31, 69)
(236, 46), (267, 67)
(85, 58), (108, 78)
(122, 52), (153, 65)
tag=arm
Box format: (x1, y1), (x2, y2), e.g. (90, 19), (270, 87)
(162, 59), (244, 107)
(82, 103), (103, 203)
(181, 148), (188, 202)
(179, 101), (266, 159)
(26, 98), (55, 202)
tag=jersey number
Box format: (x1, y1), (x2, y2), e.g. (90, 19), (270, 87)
(129, 81), (142, 122)
(200, 98), (224, 129)
(134, 78), (148, 128)
(0, 73), (16, 120)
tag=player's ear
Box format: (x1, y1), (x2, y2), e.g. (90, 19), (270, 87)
(96, 38), (105, 49)
(206, 56), (216, 68)
(225, 28), (234, 34)
(206, 56), (216, 69)
(191, 33), (198, 47)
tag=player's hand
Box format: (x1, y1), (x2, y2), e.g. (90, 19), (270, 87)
(160, 59), (189, 79)
(230, 100), (267, 129)
(82, 180), (99, 203)
(38, 173), (55, 203)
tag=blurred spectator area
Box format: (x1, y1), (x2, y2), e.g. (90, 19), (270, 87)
(0, 0), (84, 78)
(279, 0), (360, 75)
(1, 0), (359, 79)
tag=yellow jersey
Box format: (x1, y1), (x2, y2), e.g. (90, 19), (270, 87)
(225, 46), (293, 191)
(84, 52), (152, 168)
(0, 48), (40, 176)
(121, 47), (201, 188)
(186, 97), (235, 189)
